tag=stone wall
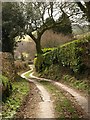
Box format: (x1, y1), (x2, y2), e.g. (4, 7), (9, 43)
(0, 52), (16, 81)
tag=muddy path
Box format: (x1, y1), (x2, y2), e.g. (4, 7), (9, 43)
(29, 65), (89, 118)
(15, 70), (55, 118)
(15, 65), (89, 119)
(15, 82), (41, 118)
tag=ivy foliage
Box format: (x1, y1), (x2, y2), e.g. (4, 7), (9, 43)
(2, 2), (25, 53)
(34, 35), (90, 74)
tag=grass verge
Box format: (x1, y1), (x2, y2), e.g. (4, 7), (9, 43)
(2, 75), (30, 119)
(39, 80), (84, 118)
(62, 74), (89, 94)
(24, 71), (32, 78)
(38, 65), (89, 95)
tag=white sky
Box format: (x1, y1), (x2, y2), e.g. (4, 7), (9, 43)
(1, 0), (89, 2)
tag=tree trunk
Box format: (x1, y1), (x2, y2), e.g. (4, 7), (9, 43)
(35, 39), (43, 54)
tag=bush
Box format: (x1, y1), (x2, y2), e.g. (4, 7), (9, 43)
(0, 75), (12, 102)
(42, 48), (55, 54)
(34, 34), (90, 74)
(34, 54), (44, 72)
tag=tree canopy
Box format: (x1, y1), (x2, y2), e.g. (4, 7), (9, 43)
(2, 2), (90, 54)
(2, 2), (25, 54)
(53, 12), (72, 35)
(76, 0), (90, 24)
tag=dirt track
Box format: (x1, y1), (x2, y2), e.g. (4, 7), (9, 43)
(15, 65), (89, 119)
(29, 65), (89, 118)
(16, 70), (55, 118)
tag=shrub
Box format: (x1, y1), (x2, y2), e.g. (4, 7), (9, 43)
(42, 48), (55, 54)
(34, 54), (44, 72)
(34, 34), (90, 74)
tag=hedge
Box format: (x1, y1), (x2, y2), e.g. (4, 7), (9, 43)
(34, 35), (90, 74)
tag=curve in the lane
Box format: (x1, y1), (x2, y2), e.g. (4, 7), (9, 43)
(29, 65), (89, 117)
(21, 69), (55, 118)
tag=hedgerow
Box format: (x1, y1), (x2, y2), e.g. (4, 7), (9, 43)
(34, 34), (90, 74)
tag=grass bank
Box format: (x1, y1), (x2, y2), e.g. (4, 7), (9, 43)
(34, 33), (90, 95)
(2, 75), (30, 119)
(39, 64), (89, 95)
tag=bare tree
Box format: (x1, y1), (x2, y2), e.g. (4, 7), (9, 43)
(76, 1), (90, 24)
(24, 2), (71, 54)
(23, 2), (87, 54)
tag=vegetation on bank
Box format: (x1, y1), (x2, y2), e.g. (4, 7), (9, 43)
(1, 52), (31, 119)
(37, 64), (89, 94)
(34, 34), (90, 94)
(2, 75), (30, 119)
(35, 34), (90, 74)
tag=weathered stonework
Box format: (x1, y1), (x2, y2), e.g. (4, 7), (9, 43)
(0, 52), (16, 81)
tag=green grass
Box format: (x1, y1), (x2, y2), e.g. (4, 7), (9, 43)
(39, 64), (89, 94)
(2, 75), (30, 119)
(62, 74), (89, 94)
(39, 80), (82, 118)
(0, 75), (9, 87)
(24, 71), (31, 78)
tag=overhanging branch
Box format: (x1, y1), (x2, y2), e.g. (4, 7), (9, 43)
(28, 32), (37, 42)
(38, 19), (63, 39)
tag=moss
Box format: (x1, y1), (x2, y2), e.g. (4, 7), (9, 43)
(42, 47), (56, 54)
(34, 54), (44, 72)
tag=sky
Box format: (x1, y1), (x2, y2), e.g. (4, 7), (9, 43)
(1, 0), (90, 2)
